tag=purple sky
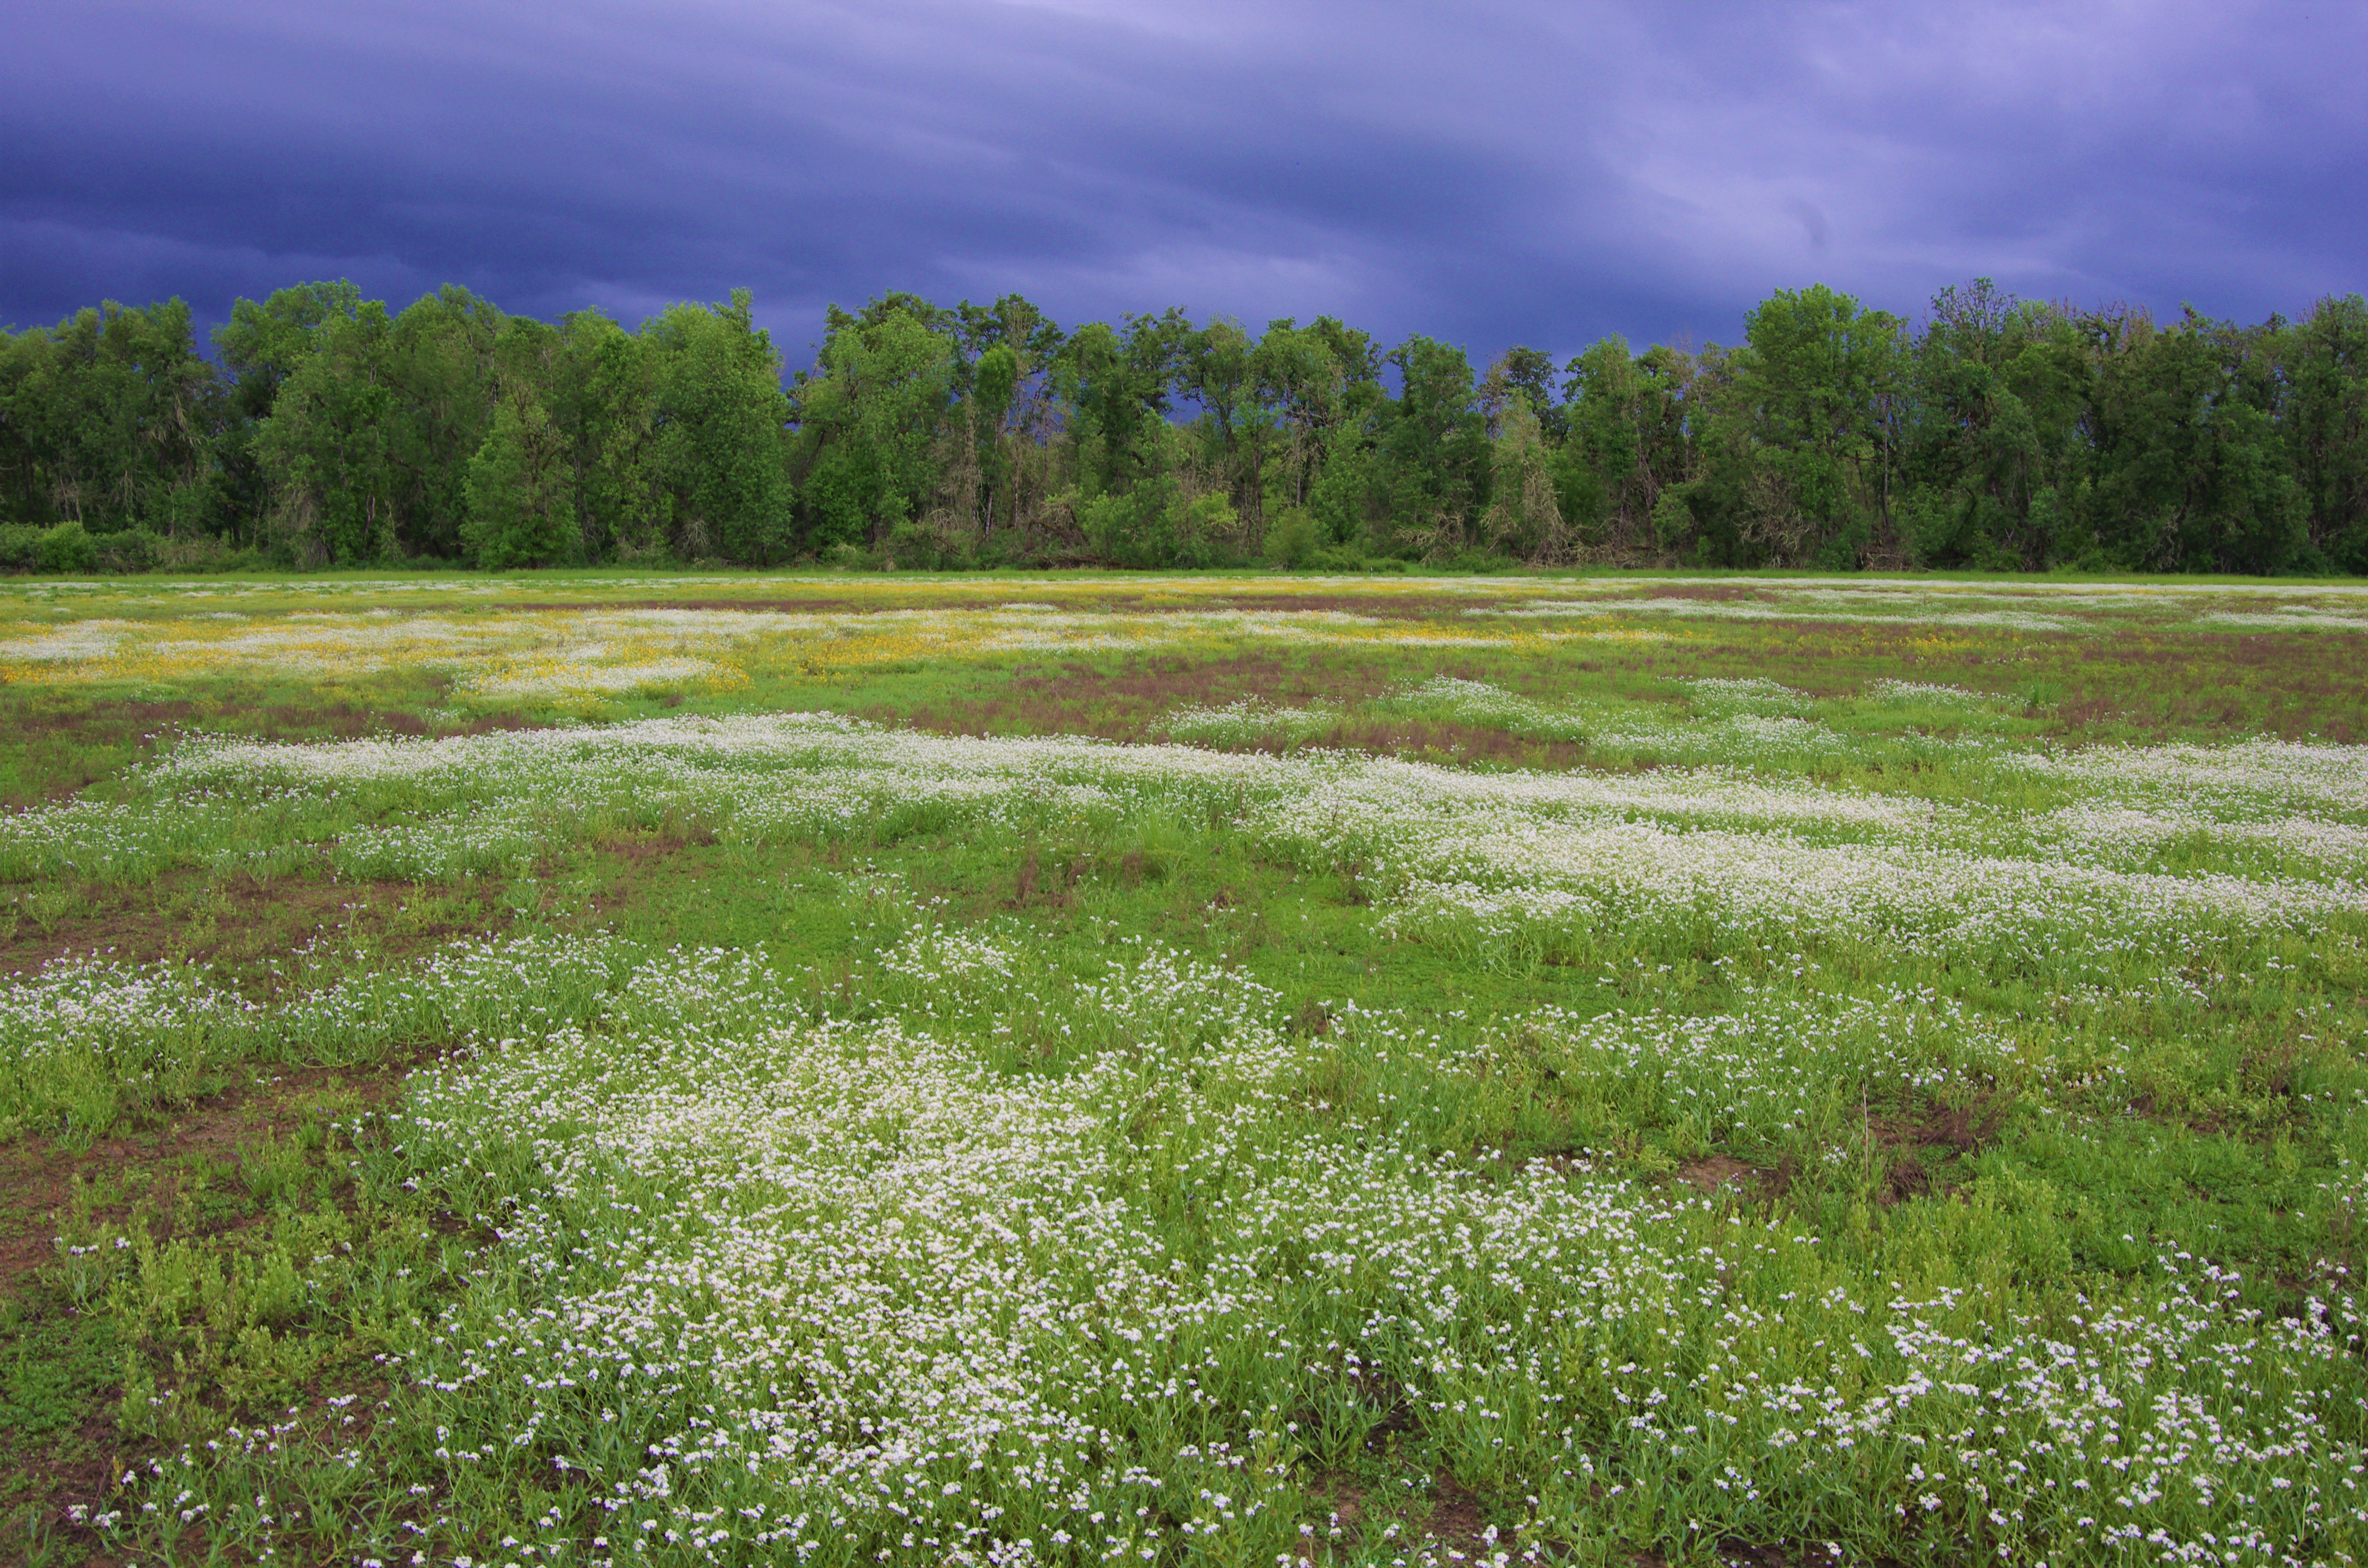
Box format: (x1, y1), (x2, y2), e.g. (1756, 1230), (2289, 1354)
(4, 0), (2362, 365)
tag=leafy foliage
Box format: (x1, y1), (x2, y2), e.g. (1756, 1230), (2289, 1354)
(5, 277), (2368, 573)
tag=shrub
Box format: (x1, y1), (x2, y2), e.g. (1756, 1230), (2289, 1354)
(33, 520), (99, 574)
(0, 525), (40, 572)
(1263, 507), (1325, 569)
(92, 531), (161, 574)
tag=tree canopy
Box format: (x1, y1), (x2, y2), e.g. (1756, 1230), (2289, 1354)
(4, 278), (2365, 574)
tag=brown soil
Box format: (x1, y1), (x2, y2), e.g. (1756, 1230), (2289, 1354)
(1869, 1091), (2011, 1157)
(0, 1064), (409, 1298)
(1677, 1154), (1764, 1194)
(1865, 1090), (2013, 1203)
(872, 653), (1610, 773)
(1196, 592), (1491, 621)
(1296, 1476), (1366, 1565)
(0, 688), (547, 809)
(1624, 584), (1766, 604)
(1418, 1473), (1494, 1561)
(0, 872), (504, 978)
(0, 1061), (416, 1560)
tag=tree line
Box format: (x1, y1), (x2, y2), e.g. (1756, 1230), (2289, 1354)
(2, 277), (2364, 575)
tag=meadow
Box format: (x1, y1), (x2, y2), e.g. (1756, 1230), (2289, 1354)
(1, 568), (2366, 1568)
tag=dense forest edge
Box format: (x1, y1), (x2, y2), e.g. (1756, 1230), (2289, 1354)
(3, 278), (2365, 577)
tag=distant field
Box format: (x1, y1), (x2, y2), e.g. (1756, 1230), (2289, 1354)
(2, 571), (2365, 1568)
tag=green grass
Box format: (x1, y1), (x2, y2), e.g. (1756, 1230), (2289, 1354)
(0, 572), (2365, 1567)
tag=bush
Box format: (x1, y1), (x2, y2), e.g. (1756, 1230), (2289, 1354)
(1438, 547), (1512, 574)
(33, 521), (99, 574)
(153, 533), (272, 574)
(1080, 484), (1246, 569)
(0, 525), (39, 572)
(0, 525), (278, 576)
(463, 391), (580, 570)
(93, 531), (161, 574)
(881, 513), (975, 571)
(1264, 507), (1325, 569)
(1305, 546), (1376, 573)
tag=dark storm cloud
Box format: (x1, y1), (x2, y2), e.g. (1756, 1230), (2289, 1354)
(3, 0), (2362, 363)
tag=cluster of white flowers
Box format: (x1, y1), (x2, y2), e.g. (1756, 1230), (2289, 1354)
(1160, 697), (1342, 746)
(1679, 677), (1815, 715)
(460, 655), (748, 698)
(1375, 675), (1591, 742)
(93, 929), (2368, 1566)
(0, 931), (646, 1138)
(1865, 679), (2004, 708)
(0, 953), (262, 1137)
(2199, 609), (2368, 633)
(3, 701), (2353, 962)
(4, 603), (2360, 1562)
(2010, 739), (2368, 817)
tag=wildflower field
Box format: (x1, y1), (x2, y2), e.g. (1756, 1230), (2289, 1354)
(3, 569), (2367, 1568)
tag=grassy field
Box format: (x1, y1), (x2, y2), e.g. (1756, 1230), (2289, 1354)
(1, 568), (2366, 1568)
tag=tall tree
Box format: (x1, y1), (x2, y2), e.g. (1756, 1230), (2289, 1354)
(251, 297), (402, 563)
(1898, 281), (2092, 570)
(1726, 284), (1904, 566)
(551, 310), (663, 560)
(1059, 311), (1189, 503)
(1556, 335), (1693, 552)
(2084, 306), (2304, 574)
(1175, 316), (1278, 540)
(1481, 395), (1567, 563)
(0, 298), (222, 537)
(1256, 317), (1381, 518)
(1374, 335), (1490, 555)
(791, 295), (956, 552)
(942, 294), (1064, 549)
(2283, 294), (2368, 572)
(379, 286), (506, 560)
(464, 374), (578, 569)
(646, 290), (795, 563)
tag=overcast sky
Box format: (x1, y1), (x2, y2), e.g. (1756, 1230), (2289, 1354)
(3, 0), (2362, 366)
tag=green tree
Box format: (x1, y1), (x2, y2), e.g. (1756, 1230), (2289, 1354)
(970, 342), (1020, 538)
(1896, 281), (2094, 570)
(1489, 346), (1566, 440)
(1726, 284), (1904, 566)
(950, 295), (1064, 549)
(379, 286), (507, 560)
(236, 283), (506, 564)
(1481, 395), (1567, 562)
(463, 378), (578, 569)
(251, 298), (401, 564)
(0, 298), (222, 537)
(1373, 335), (1489, 556)
(550, 310), (662, 560)
(213, 281), (369, 544)
(1176, 317), (1278, 542)
(791, 296), (957, 554)
(646, 290), (795, 563)
(1059, 311), (1189, 502)
(2282, 294), (2368, 572)
(2084, 307), (2304, 573)
(1253, 316), (1381, 518)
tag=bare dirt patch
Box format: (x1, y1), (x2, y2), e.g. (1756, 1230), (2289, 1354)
(0, 1063), (410, 1298)
(1418, 1473), (1493, 1560)
(0, 872), (504, 979)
